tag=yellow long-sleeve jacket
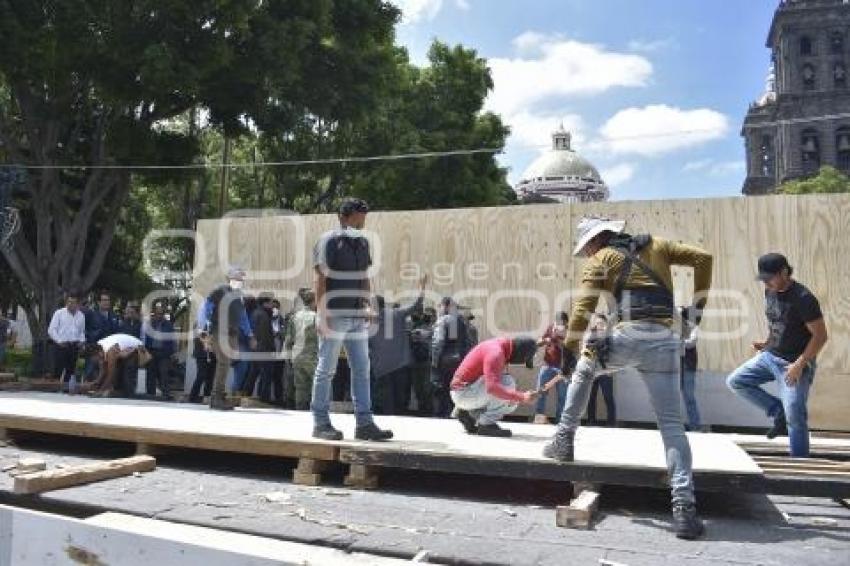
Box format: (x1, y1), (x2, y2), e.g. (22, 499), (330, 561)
(564, 236), (713, 354)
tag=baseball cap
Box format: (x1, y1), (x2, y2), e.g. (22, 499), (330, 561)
(756, 253), (792, 281)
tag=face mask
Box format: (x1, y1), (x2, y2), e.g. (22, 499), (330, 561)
(272, 308), (280, 317)
(229, 280), (244, 290)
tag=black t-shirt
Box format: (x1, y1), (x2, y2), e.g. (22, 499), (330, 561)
(765, 281), (823, 362)
(314, 228), (372, 314)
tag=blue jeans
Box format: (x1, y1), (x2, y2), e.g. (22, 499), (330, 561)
(680, 367), (701, 431)
(311, 316), (374, 428)
(450, 374), (519, 425)
(535, 365), (567, 421)
(557, 322), (694, 505)
(726, 351), (815, 457)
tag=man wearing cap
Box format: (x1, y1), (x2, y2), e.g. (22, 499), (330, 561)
(727, 253), (827, 458)
(311, 197), (393, 441)
(542, 216), (713, 540)
(450, 336), (541, 436)
(198, 266), (258, 410)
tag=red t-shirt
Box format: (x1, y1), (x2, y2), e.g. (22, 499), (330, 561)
(450, 337), (525, 403)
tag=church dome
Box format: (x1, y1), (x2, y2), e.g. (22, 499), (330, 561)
(515, 126), (609, 203)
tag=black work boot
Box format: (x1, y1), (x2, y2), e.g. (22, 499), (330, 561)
(313, 424), (344, 441)
(209, 394), (235, 411)
(476, 423), (512, 437)
(452, 408), (478, 434)
(355, 423), (394, 441)
(672, 502), (705, 540)
(543, 429), (575, 462)
(766, 408), (788, 440)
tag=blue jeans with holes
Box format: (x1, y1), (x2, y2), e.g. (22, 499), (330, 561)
(450, 373), (519, 425)
(311, 316), (375, 428)
(535, 365), (567, 421)
(726, 350), (814, 457)
(557, 322), (694, 505)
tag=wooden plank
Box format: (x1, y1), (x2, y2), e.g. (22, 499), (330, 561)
(13, 456), (156, 494)
(556, 487), (601, 529)
(0, 394), (338, 461)
(0, 505), (408, 565)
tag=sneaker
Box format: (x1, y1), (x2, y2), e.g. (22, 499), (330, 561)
(476, 423), (512, 437)
(355, 423), (394, 441)
(209, 395), (236, 411)
(542, 429), (575, 462)
(672, 503), (705, 540)
(313, 424), (344, 441)
(454, 409), (478, 434)
(766, 409), (787, 440)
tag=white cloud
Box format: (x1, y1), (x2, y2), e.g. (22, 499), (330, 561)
(505, 111), (585, 150)
(683, 159), (745, 176)
(627, 38), (676, 53)
(601, 163), (636, 186)
(391, 0), (469, 24)
(486, 33), (653, 117)
(598, 105), (729, 157)
(682, 159), (713, 172)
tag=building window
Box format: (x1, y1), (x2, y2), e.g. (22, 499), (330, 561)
(803, 64), (816, 90)
(801, 35), (814, 56)
(801, 130), (821, 174)
(835, 63), (847, 88)
(760, 135), (775, 177)
(831, 32), (844, 54)
(837, 127), (850, 172)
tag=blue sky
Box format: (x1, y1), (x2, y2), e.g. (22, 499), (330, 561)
(392, 0), (777, 200)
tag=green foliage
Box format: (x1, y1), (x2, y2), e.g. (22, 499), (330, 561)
(779, 166), (850, 194)
(0, 0), (401, 337)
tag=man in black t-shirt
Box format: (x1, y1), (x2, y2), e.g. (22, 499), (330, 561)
(727, 253), (828, 457)
(310, 198), (393, 442)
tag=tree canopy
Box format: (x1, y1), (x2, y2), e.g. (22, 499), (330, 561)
(0, 0), (402, 341)
(779, 165), (850, 194)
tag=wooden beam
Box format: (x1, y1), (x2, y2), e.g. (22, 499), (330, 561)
(556, 486), (601, 529)
(13, 456), (156, 495)
(344, 464), (379, 490)
(292, 458), (331, 486)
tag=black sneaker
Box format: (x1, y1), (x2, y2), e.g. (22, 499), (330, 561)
(355, 423), (394, 441)
(476, 423), (512, 437)
(672, 503), (705, 540)
(543, 429), (575, 462)
(313, 424), (344, 441)
(454, 409), (478, 434)
(766, 409), (787, 440)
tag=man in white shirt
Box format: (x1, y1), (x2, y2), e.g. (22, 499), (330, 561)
(47, 295), (86, 389)
(87, 333), (149, 397)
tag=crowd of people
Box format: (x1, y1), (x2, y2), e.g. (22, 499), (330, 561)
(39, 197), (829, 542)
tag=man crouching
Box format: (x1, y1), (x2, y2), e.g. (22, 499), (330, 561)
(450, 336), (540, 437)
(86, 333), (151, 397)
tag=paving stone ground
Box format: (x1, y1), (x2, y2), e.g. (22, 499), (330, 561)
(1, 434), (848, 565)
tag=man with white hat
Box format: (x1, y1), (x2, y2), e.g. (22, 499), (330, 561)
(198, 265), (258, 410)
(543, 216), (713, 540)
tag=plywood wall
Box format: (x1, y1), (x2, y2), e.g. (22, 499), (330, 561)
(193, 194), (850, 430)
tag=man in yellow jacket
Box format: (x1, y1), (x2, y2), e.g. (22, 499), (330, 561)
(543, 216), (713, 540)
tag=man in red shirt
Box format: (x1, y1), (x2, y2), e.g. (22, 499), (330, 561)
(450, 336), (540, 437)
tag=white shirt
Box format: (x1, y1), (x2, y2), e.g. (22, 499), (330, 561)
(98, 333), (143, 352)
(47, 307), (85, 344)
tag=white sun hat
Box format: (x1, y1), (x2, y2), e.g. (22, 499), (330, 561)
(572, 216), (626, 256)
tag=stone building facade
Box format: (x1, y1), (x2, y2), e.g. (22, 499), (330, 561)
(742, 0), (850, 194)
